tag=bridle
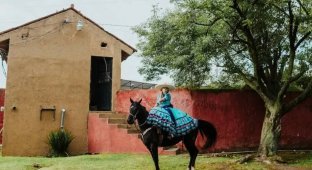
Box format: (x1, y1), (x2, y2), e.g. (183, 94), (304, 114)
(129, 103), (151, 140)
(129, 105), (139, 120)
(129, 105), (147, 127)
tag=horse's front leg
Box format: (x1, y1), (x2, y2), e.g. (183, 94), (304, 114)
(148, 143), (160, 170)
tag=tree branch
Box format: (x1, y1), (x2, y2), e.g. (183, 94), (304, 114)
(295, 31), (312, 49)
(193, 17), (222, 27)
(230, 0), (245, 18)
(283, 78), (312, 116)
(292, 17), (300, 40)
(241, 73), (272, 104)
(232, 39), (249, 44)
(277, 57), (287, 81)
(289, 69), (308, 83)
(277, 69), (308, 101)
(288, 0), (295, 46)
(270, 46), (282, 81)
(224, 50), (271, 102)
(231, 30), (249, 45)
(252, 0), (259, 6)
(280, 1), (297, 100)
(272, 3), (289, 16)
(296, 0), (310, 16)
(230, 0), (270, 98)
(224, 20), (235, 30)
(230, 46), (248, 56)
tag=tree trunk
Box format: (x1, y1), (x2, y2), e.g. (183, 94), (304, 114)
(258, 107), (282, 158)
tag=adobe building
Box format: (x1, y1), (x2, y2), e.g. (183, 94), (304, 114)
(0, 5), (135, 156)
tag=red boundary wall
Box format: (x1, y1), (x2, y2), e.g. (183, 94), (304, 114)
(0, 89), (5, 144)
(116, 89), (312, 152)
(2, 88), (310, 152)
(88, 113), (150, 153)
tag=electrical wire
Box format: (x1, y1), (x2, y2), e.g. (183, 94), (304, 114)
(9, 24), (62, 46)
(2, 20), (133, 28)
(7, 20), (133, 46)
(99, 23), (133, 28)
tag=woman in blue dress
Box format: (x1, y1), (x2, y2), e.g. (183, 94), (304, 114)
(155, 86), (173, 108)
(147, 84), (198, 138)
(155, 85), (176, 137)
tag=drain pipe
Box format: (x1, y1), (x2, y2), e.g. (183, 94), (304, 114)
(60, 109), (66, 129)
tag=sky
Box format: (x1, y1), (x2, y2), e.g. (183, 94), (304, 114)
(0, 0), (174, 88)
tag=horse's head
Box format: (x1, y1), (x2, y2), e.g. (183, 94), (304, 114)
(127, 98), (143, 124)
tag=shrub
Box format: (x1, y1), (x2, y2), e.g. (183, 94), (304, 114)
(47, 129), (74, 157)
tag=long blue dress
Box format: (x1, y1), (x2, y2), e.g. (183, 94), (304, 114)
(146, 93), (198, 137)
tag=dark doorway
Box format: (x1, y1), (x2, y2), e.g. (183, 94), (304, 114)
(90, 56), (113, 111)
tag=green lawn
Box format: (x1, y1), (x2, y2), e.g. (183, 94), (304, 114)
(0, 152), (311, 170)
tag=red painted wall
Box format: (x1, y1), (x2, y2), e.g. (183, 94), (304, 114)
(116, 89), (193, 115)
(0, 89), (5, 144)
(116, 89), (312, 152)
(88, 113), (149, 153)
(88, 113), (169, 154)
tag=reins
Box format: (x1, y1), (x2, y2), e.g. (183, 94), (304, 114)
(130, 104), (152, 141)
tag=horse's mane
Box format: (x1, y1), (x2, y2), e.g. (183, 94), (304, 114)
(139, 104), (147, 112)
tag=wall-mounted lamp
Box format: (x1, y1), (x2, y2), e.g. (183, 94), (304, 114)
(76, 20), (84, 31)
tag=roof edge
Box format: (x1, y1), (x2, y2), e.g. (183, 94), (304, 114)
(0, 6), (137, 53)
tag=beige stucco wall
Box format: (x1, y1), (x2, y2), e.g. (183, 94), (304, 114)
(0, 9), (134, 156)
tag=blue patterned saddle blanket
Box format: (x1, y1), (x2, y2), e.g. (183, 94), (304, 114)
(146, 106), (198, 137)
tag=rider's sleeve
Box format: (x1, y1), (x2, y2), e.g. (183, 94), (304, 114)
(164, 93), (171, 102)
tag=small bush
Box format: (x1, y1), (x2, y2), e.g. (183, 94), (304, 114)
(47, 129), (74, 157)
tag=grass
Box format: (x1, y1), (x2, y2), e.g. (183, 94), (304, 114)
(0, 152), (311, 170)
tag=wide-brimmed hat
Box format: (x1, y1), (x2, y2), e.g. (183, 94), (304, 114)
(155, 83), (175, 90)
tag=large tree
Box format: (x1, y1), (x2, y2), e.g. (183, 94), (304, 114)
(134, 0), (312, 160)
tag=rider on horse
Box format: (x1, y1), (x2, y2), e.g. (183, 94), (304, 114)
(147, 83), (198, 138)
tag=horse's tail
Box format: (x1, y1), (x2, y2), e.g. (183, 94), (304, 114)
(197, 119), (217, 149)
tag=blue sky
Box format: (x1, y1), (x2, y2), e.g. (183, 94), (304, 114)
(0, 0), (173, 88)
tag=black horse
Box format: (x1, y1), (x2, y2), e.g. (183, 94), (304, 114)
(127, 99), (217, 170)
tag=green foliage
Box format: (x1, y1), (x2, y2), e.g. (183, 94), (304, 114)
(47, 129), (74, 157)
(135, 0), (312, 92)
(134, 5), (212, 87)
(135, 1), (312, 156)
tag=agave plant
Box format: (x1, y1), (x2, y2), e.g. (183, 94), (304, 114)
(48, 129), (74, 157)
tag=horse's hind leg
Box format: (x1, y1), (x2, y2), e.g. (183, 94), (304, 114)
(183, 134), (199, 170)
(148, 143), (160, 170)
